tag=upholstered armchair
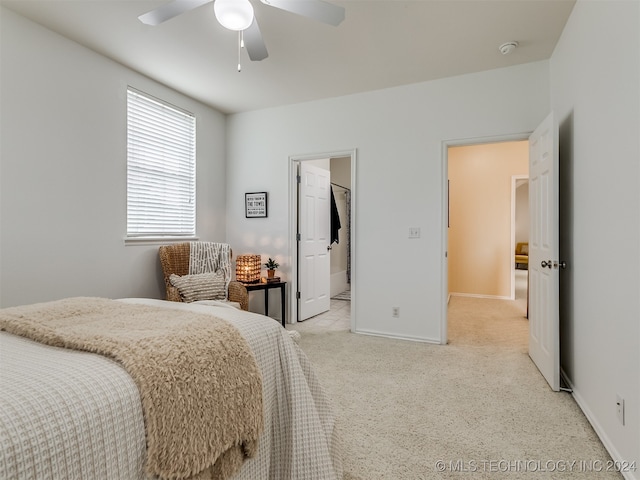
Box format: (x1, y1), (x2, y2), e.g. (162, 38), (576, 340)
(515, 242), (529, 269)
(159, 242), (249, 310)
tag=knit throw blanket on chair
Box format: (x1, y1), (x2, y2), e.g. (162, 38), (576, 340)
(190, 242), (232, 294)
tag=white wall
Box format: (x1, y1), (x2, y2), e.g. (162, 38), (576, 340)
(550, 0), (640, 474)
(0, 8), (228, 307)
(226, 61), (550, 341)
(515, 182), (529, 245)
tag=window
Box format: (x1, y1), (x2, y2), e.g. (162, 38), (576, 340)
(126, 87), (196, 239)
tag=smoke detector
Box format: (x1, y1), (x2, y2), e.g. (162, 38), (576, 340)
(499, 41), (519, 55)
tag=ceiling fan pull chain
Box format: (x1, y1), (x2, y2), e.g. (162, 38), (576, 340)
(238, 30), (242, 72)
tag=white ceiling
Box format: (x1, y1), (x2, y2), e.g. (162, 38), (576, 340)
(1, 0), (575, 114)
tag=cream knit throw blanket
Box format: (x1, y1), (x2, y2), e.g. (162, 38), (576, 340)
(0, 297), (264, 480)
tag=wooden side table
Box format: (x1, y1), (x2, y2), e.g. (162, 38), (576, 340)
(242, 281), (286, 327)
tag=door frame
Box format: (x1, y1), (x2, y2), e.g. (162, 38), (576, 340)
(511, 174), (529, 300)
(289, 149), (357, 328)
(441, 133), (531, 344)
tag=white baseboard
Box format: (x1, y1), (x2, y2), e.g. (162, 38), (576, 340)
(560, 368), (638, 480)
(449, 292), (512, 301)
(353, 328), (442, 344)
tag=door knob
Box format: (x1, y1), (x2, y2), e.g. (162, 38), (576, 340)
(541, 260), (552, 268)
(327, 245), (332, 251)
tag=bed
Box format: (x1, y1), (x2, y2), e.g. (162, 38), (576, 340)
(0, 297), (342, 480)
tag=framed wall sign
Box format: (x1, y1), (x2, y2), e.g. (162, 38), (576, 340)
(245, 192), (268, 218)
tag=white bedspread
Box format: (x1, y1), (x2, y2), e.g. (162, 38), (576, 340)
(0, 298), (342, 480)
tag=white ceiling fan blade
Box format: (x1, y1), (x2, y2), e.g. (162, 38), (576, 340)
(244, 18), (269, 61)
(260, 0), (345, 26)
(138, 0), (213, 26)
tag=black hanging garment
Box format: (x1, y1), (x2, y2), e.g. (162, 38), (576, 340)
(330, 186), (341, 245)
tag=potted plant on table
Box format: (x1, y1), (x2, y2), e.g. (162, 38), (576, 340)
(264, 258), (279, 278)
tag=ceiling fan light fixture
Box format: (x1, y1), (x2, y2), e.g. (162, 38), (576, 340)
(214, 0), (255, 31)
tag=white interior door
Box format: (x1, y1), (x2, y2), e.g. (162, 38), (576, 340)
(528, 112), (560, 391)
(298, 163), (331, 320)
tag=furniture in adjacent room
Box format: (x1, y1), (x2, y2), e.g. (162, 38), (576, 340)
(158, 242), (249, 310)
(515, 242), (529, 269)
(243, 281), (286, 327)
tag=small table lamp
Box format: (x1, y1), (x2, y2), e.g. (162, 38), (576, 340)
(236, 254), (261, 283)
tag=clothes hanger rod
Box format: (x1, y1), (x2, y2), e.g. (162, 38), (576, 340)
(330, 182), (350, 191)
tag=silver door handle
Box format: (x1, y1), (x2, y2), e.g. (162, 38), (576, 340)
(327, 245), (332, 251)
(541, 260), (552, 268)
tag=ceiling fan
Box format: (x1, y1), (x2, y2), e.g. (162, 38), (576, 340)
(138, 0), (345, 67)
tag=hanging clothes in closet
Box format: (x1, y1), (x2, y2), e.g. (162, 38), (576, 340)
(330, 186), (341, 245)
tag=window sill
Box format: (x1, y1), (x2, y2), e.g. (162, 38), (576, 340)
(124, 236), (199, 246)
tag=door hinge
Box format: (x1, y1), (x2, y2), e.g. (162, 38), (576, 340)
(296, 291), (301, 299)
(296, 233), (301, 241)
(297, 175), (301, 183)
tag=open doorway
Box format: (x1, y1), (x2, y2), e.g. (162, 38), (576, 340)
(513, 176), (529, 314)
(289, 150), (356, 329)
(446, 139), (529, 335)
(444, 117), (560, 391)
(329, 156), (351, 300)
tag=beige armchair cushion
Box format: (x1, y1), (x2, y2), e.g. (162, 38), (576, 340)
(169, 271), (226, 302)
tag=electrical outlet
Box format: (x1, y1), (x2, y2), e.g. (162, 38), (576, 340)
(408, 227), (421, 239)
(392, 307), (400, 318)
(616, 395), (625, 425)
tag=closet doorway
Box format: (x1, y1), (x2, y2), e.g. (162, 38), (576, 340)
(328, 157), (352, 301)
(289, 150), (356, 329)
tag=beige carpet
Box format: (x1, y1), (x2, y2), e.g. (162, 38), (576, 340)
(291, 296), (621, 479)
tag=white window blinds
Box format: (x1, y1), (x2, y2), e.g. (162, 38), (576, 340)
(126, 88), (196, 238)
